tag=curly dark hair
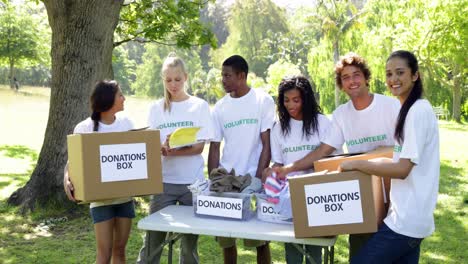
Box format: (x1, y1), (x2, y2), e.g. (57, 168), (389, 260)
(277, 76), (322, 139)
(335, 52), (371, 89)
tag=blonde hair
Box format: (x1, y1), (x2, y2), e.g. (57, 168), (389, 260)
(161, 52), (188, 111)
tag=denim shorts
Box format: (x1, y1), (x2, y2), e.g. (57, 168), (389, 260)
(90, 201), (135, 224)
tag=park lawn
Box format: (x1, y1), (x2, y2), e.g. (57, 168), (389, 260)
(0, 84), (466, 263)
(1, 122), (466, 263)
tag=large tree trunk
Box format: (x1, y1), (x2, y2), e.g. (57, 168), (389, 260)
(8, 0), (123, 212)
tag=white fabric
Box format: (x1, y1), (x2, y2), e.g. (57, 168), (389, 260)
(323, 94), (400, 153)
(148, 96), (213, 184)
(212, 88), (275, 177)
(72, 115), (134, 208)
(384, 99), (440, 238)
(271, 114), (331, 176)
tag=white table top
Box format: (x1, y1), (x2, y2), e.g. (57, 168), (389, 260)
(138, 205), (337, 247)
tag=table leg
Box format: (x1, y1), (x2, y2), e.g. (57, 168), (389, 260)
(324, 246), (329, 264)
(148, 232), (183, 264)
(292, 243), (319, 264)
(168, 237), (174, 264)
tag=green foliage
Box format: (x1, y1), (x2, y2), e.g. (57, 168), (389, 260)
(132, 44), (203, 98)
(191, 67), (224, 104)
(0, 2), (49, 85)
(116, 0), (217, 49)
(113, 45), (137, 95)
(307, 40), (338, 114)
(247, 73), (268, 92)
(266, 60), (301, 96)
(213, 0), (289, 77)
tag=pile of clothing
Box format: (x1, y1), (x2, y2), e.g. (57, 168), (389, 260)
(209, 168), (251, 193)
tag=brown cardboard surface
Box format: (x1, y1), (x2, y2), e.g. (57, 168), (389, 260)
(289, 171), (378, 238)
(67, 130), (163, 203)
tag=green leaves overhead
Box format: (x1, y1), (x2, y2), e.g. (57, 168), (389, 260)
(116, 0), (217, 48)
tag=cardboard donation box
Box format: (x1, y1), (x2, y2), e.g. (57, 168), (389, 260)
(193, 192), (255, 221)
(313, 146), (392, 224)
(289, 171), (382, 238)
(67, 130), (163, 203)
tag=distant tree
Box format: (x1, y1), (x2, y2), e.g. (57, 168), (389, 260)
(132, 44), (203, 98)
(423, 0), (467, 122)
(0, 3), (43, 88)
(362, 0), (467, 122)
(199, 1), (229, 71)
(191, 67), (224, 104)
(266, 60), (301, 96)
(112, 45), (136, 95)
(213, 0), (289, 77)
(316, 0), (365, 108)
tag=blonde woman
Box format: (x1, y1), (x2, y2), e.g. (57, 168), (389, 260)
(137, 53), (213, 264)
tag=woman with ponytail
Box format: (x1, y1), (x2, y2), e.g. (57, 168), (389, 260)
(64, 80), (135, 264)
(340, 50), (440, 263)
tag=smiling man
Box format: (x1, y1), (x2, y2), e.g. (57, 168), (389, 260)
(274, 52), (401, 260)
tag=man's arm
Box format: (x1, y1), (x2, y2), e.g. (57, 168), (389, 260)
(274, 143), (335, 179)
(256, 130), (271, 179)
(208, 142), (221, 175)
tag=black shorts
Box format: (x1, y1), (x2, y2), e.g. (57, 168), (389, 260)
(90, 200), (135, 224)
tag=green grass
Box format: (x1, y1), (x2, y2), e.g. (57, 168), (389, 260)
(0, 86), (467, 263)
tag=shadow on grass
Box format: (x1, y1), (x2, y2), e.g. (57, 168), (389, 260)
(419, 160), (468, 263)
(0, 199), (95, 263)
(0, 174), (29, 190)
(439, 162), (465, 195)
(439, 122), (468, 132)
(0, 145), (38, 160)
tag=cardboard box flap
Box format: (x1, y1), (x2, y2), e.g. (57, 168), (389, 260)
(313, 146), (393, 172)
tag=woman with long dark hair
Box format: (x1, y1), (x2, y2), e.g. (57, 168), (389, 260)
(340, 50), (440, 263)
(64, 80), (135, 264)
(264, 75), (331, 264)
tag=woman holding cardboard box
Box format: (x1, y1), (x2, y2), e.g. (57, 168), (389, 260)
(340, 50), (440, 263)
(136, 53), (213, 264)
(263, 76), (332, 264)
(64, 80), (135, 264)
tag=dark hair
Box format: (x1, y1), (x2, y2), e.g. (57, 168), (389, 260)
(335, 52), (371, 89)
(222, 55), (249, 77)
(90, 80), (120, 131)
(277, 76), (322, 139)
(388, 50), (423, 144)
